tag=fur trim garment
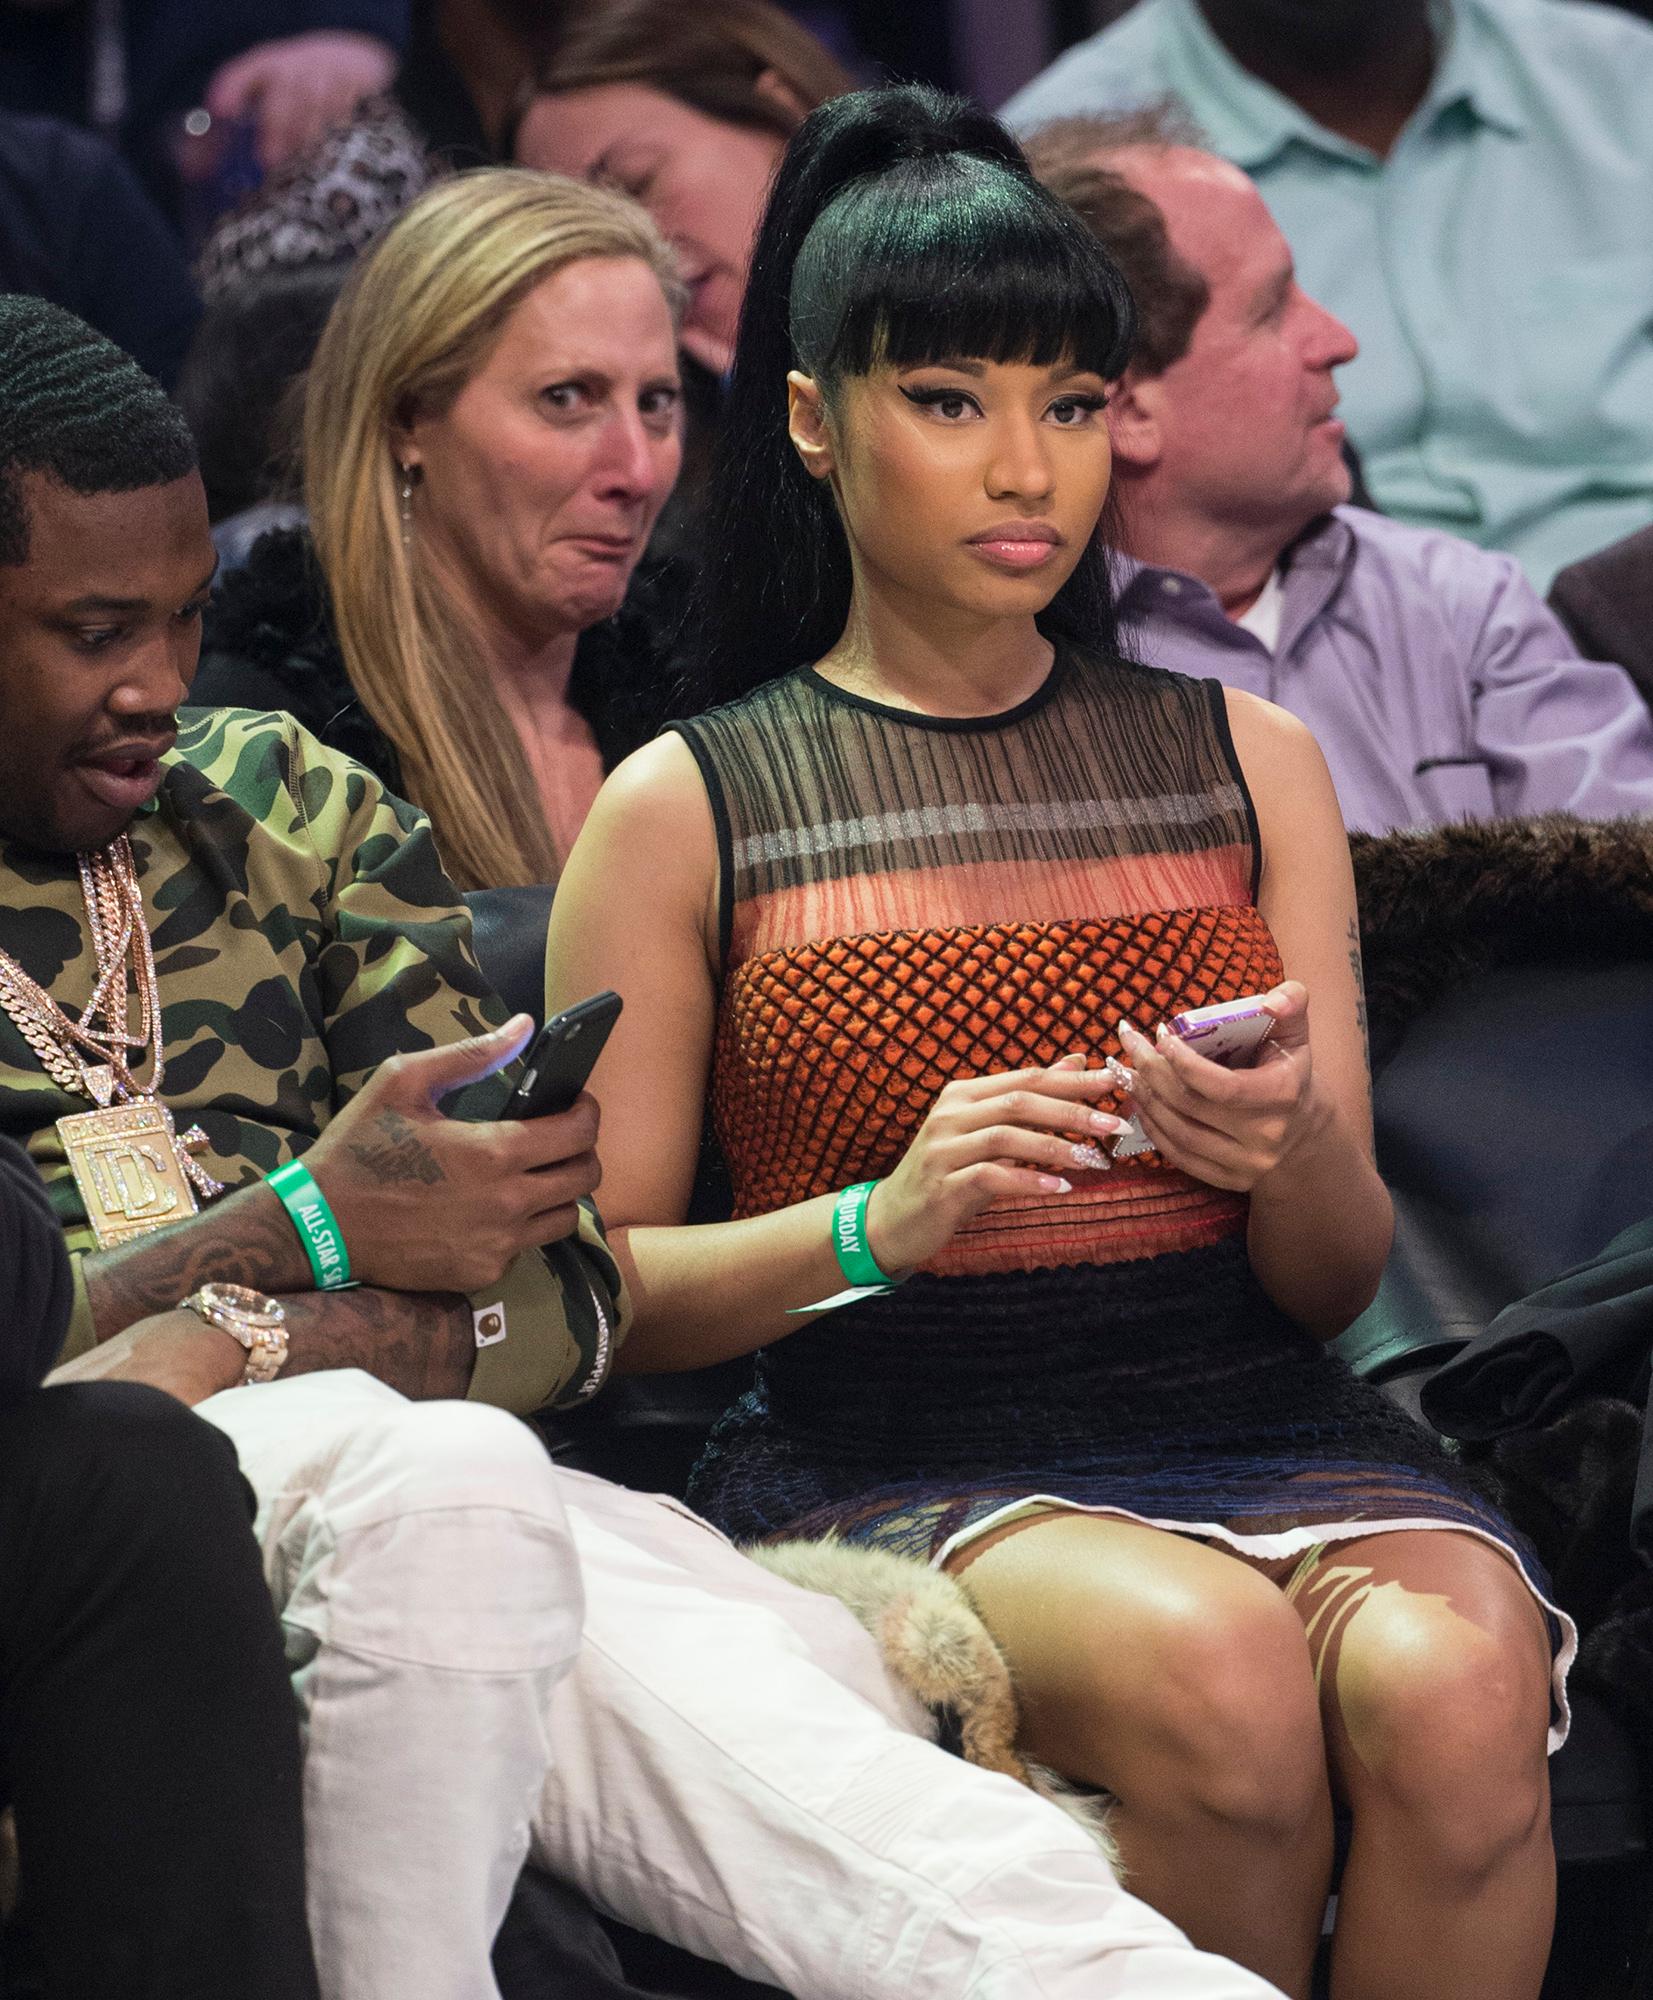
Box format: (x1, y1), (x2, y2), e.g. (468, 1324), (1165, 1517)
(749, 1538), (1119, 1868)
(1352, 813), (1653, 1066)
(193, 526), (693, 793)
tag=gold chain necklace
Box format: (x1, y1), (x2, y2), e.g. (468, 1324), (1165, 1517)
(0, 836), (223, 1245)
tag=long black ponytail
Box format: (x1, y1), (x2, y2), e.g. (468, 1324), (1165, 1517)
(681, 83), (1138, 713)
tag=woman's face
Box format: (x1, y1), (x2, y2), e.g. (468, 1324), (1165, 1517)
(402, 255), (682, 652)
(792, 354), (1115, 629)
(515, 83), (790, 378)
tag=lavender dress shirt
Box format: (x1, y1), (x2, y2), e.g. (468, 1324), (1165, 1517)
(1115, 507), (1653, 835)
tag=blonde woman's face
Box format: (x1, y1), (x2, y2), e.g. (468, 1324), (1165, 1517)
(401, 255), (682, 648)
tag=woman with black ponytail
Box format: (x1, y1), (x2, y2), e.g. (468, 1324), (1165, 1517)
(548, 85), (1564, 2000)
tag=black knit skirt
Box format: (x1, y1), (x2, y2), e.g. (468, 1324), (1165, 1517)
(686, 1238), (1571, 1740)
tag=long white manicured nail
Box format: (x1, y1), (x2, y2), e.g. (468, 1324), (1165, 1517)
(1070, 1142), (1111, 1170)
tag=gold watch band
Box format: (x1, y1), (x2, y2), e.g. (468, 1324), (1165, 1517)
(179, 1284), (289, 1386)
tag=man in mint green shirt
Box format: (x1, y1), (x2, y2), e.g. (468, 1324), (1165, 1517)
(1004, 0), (1653, 589)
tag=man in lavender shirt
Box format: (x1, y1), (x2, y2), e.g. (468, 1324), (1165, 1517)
(1028, 115), (1653, 835)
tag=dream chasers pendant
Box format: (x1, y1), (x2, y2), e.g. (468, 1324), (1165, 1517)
(58, 1099), (202, 1246)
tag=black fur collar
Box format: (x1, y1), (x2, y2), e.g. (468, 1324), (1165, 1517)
(1353, 814), (1653, 1061)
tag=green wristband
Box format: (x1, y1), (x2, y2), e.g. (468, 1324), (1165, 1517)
(266, 1159), (353, 1291)
(831, 1180), (898, 1292)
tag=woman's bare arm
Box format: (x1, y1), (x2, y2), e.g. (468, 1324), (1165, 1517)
(1227, 688), (1393, 1336)
(545, 738), (852, 1368)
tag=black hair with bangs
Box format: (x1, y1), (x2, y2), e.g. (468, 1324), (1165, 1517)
(682, 84), (1137, 710)
(789, 149), (1131, 390)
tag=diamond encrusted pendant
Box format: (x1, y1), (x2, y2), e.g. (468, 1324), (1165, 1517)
(58, 1099), (202, 1247)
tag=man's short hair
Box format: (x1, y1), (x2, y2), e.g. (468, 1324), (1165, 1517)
(1025, 108), (1211, 377)
(0, 294), (197, 566)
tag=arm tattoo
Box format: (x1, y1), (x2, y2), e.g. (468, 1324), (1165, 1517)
(1347, 917), (1371, 1078)
(279, 1284), (475, 1400)
(342, 1106), (448, 1186)
(84, 1181), (314, 1342)
(84, 1182), (474, 1395)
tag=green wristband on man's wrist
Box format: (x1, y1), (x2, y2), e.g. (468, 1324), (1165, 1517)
(266, 1158), (353, 1291)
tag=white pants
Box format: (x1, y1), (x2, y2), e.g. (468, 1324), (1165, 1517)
(203, 1370), (1282, 2000)
(199, 1370), (580, 2000)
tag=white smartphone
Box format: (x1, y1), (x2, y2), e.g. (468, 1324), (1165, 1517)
(1167, 995), (1276, 1069)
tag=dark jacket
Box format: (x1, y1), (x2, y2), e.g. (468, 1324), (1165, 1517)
(0, 1133), (74, 1401)
(0, 0), (410, 147)
(0, 111), (199, 386)
(0, 0), (411, 219)
(1548, 524), (1653, 720)
(191, 526), (690, 799)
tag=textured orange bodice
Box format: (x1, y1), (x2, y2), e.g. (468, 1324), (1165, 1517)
(673, 649), (1284, 1278)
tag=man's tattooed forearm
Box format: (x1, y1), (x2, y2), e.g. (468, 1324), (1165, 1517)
(343, 1106), (448, 1186)
(84, 1183), (312, 1341)
(1347, 917), (1371, 1077)
(280, 1285), (475, 1399)
(86, 1186), (475, 1394)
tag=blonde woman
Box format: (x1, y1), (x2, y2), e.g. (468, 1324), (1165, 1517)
(193, 167), (686, 889)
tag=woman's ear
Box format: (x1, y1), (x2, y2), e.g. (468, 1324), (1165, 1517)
(786, 370), (835, 481)
(754, 67), (812, 130)
(1105, 369), (1166, 473)
(389, 401), (423, 476)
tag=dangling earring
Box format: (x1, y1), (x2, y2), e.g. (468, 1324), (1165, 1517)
(397, 462), (416, 551)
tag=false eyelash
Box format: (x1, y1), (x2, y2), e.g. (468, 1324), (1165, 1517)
(899, 385), (976, 407)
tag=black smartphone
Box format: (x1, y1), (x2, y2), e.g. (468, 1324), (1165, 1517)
(505, 990), (623, 1119)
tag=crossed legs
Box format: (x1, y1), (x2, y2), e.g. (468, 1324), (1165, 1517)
(1292, 1531), (1555, 2000)
(532, 1468), (1286, 2000)
(952, 1513), (1555, 2000)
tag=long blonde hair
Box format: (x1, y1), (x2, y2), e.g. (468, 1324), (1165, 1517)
(303, 167), (682, 890)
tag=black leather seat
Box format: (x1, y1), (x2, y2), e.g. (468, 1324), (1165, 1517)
(1334, 957), (1653, 1996)
(464, 885), (557, 1026)
(1339, 959), (1653, 1372)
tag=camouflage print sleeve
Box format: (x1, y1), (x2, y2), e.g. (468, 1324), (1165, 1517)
(282, 719), (505, 1099)
(282, 722), (630, 1404)
(466, 1198), (632, 1415)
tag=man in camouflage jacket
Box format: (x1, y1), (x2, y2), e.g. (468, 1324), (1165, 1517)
(0, 297), (1283, 2000)
(0, 295), (611, 1995)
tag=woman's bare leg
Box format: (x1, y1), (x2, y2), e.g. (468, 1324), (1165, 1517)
(1277, 1530), (1555, 2000)
(951, 1511), (1333, 1999)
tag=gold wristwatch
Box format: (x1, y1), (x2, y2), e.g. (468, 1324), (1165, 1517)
(179, 1283), (289, 1385)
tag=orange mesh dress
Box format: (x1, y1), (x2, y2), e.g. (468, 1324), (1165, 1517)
(672, 645), (1570, 1727)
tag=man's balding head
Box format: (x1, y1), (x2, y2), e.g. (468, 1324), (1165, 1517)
(1026, 111), (1211, 377)
(1030, 121), (1359, 572)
